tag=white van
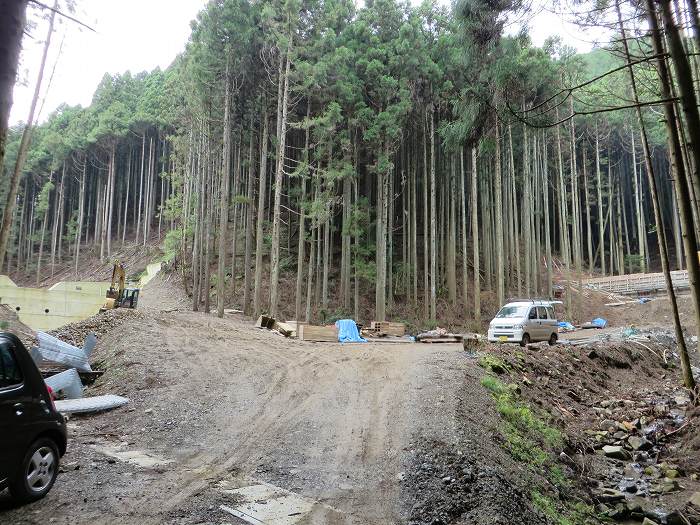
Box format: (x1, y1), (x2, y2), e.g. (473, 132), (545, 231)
(487, 300), (559, 346)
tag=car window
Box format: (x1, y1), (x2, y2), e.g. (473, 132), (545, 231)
(546, 306), (555, 320)
(0, 343), (23, 388)
(528, 308), (537, 320)
(496, 305), (529, 318)
(536, 306), (548, 319)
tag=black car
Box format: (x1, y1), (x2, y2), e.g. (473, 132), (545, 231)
(0, 333), (67, 502)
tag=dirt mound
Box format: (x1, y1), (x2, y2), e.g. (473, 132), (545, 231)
(402, 438), (549, 525)
(48, 308), (146, 349)
(0, 304), (35, 348)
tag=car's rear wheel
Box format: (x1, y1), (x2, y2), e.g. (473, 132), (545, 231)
(9, 437), (60, 503)
(520, 333), (530, 347)
(548, 333), (558, 346)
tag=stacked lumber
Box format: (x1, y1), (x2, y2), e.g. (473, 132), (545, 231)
(298, 324), (338, 342)
(369, 321), (406, 337)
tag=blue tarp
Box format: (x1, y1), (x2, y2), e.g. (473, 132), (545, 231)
(639, 297), (652, 304)
(335, 319), (367, 343)
(558, 321), (575, 331)
(591, 317), (608, 328)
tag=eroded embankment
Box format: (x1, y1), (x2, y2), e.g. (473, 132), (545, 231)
(477, 335), (700, 525)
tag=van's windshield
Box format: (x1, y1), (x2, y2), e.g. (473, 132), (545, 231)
(495, 305), (530, 318)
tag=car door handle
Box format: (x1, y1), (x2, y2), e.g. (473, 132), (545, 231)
(13, 402), (23, 416)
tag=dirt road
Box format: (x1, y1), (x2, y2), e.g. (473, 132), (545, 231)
(1, 296), (515, 524)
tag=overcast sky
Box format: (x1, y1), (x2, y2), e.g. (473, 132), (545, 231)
(10, 0), (208, 125)
(9, 0), (608, 126)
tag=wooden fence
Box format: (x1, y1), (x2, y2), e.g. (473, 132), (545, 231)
(583, 270), (689, 295)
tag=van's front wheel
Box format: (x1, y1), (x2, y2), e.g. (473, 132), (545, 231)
(520, 333), (530, 347)
(548, 333), (558, 346)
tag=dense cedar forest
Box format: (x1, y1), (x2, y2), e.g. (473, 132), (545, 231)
(1, 0), (699, 346)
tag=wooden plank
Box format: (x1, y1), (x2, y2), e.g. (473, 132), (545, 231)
(273, 321), (296, 337)
(419, 337), (462, 343)
(284, 320), (307, 333)
(298, 324), (338, 342)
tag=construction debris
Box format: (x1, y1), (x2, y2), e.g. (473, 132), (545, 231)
(336, 319), (366, 343)
(255, 315), (298, 337)
(31, 331), (96, 372)
(273, 321), (296, 337)
(581, 317), (608, 329)
(55, 394), (129, 414)
(416, 328), (464, 343)
(370, 321), (406, 337)
(255, 315), (276, 329)
(558, 321), (576, 332)
(44, 368), (83, 399)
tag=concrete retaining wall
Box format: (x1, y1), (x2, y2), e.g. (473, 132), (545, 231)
(0, 276), (110, 331)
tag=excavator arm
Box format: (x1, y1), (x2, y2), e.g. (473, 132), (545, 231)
(106, 261), (126, 301)
(102, 261), (139, 311)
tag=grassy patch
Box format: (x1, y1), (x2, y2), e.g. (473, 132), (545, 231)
(531, 491), (598, 525)
(481, 374), (598, 524)
(480, 375), (562, 449)
(478, 355), (511, 375)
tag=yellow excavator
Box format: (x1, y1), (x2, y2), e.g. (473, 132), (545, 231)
(101, 261), (140, 311)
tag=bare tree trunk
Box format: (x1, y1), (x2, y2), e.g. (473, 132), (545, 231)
(460, 149), (469, 314)
(375, 143), (389, 322)
(494, 120), (505, 306)
(429, 107), (437, 320)
(423, 113), (430, 321)
(295, 104), (311, 321)
(106, 143), (116, 258)
(50, 162), (64, 276)
(243, 127), (256, 316)
(36, 174), (53, 286)
(253, 106), (269, 317)
(471, 146), (480, 324)
(0, 1), (55, 271)
(122, 149), (131, 245)
(136, 132), (146, 244)
(646, 0), (698, 392)
(74, 156), (86, 276)
(216, 61), (232, 318)
(269, 40), (291, 318)
(0, 0), (28, 177)
(508, 126), (521, 296)
(596, 123), (606, 274)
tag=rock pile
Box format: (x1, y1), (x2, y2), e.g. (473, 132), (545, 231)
(48, 308), (145, 349)
(585, 394), (700, 523)
(401, 440), (549, 525)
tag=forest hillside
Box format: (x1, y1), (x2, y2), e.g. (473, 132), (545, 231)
(0, 0), (695, 332)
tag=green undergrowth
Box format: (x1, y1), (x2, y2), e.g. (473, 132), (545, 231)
(479, 368), (600, 525)
(478, 355), (511, 375)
